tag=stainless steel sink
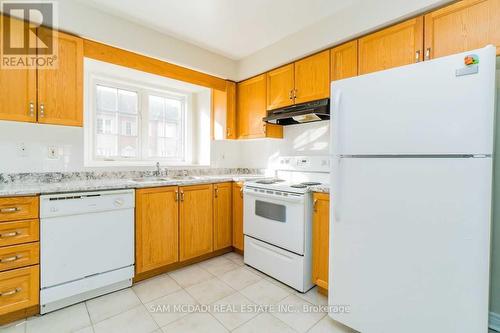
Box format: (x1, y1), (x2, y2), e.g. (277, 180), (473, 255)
(169, 176), (200, 180)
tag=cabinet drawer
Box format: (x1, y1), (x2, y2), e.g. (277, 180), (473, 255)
(0, 197), (38, 222)
(0, 243), (39, 272)
(0, 219), (39, 247)
(0, 265), (39, 315)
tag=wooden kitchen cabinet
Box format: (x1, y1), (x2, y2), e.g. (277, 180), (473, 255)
(331, 40), (359, 81)
(213, 182), (233, 251)
(267, 64), (295, 110)
(266, 51), (330, 110)
(424, 0), (500, 59)
(37, 29), (83, 126)
(135, 187), (179, 275)
(294, 50), (330, 104)
(359, 16), (424, 74)
(237, 74), (283, 139)
(232, 182), (244, 252)
(312, 192), (330, 291)
(179, 184), (214, 261)
(212, 81), (237, 140)
(0, 265), (39, 316)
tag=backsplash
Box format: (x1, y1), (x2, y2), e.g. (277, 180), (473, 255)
(0, 168), (264, 185)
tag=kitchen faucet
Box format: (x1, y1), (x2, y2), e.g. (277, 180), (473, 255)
(155, 162), (160, 176)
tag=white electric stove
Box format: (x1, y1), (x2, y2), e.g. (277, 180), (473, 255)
(243, 156), (330, 292)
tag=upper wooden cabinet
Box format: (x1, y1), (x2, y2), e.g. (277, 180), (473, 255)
(266, 51), (330, 110)
(179, 184), (214, 261)
(294, 50), (330, 104)
(312, 192), (330, 291)
(266, 64), (295, 110)
(135, 187), (179, 275)
(0, 16), (36, 123)
(212, 81), (237, 140)
(424, 0), (500, 59)
(237, 74), (283, 139)
(213, 182), (232, 251)
(331, 40), (359, 81)
(37, 29), (83, 127)
(359, 17), (424, 74)
(0, 22), (83, 127)
(232, 182), (244, 252)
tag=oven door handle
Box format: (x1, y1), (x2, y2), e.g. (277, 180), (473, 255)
(243, 188), (305, 203)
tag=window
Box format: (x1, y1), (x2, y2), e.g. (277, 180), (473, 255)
(89, 80), (187, 163)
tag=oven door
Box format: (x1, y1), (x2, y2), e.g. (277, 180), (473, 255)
(243, 187), (306, 255)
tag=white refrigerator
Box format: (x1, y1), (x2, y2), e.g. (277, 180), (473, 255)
(329, 45), (496, 333)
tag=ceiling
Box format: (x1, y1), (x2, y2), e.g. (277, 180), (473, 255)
(79, 0), (355, 60)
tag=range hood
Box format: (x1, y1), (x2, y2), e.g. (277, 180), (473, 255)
(263, 98), (329, 125)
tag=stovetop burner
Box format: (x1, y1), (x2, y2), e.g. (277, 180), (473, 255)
(255, 179), (285, 184)
(300, 182), (321, 186)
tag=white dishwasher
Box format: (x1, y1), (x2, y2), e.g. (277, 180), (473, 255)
(40, 189), (135, 314)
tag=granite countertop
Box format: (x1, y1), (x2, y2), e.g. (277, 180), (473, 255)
(309, 184), (330, 193)
(0, 174), (267, 197)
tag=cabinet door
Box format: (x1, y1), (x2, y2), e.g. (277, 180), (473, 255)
(424, 0), (500, 59)
(37, 29), (83, 126)
(237, 74), (282, 139)
(0, 16), (37, 123)
(331, 40), (358, 81)
(266, 64), (294, 110)
(0, 265), (39, 316)
(312, 192), (329, 290)
(232, 182), (244, 251)
(212, 81), (237, 140)
(213, 182), (232, 251)
(135, 187), (179, 274)
(294, 50), (330, 104)
(179, 184), (213, 261)
(359, 17), (424, 74)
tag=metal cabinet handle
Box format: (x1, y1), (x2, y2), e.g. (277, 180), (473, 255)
(175, 190), (179, 202)
(289, 90), (293, 100)
(293, 89), (297, 99)
(0, 288), (21, 297)
(226, 128), (231, 137)
(29, 102), (35, 117)
(0, 231), (19, 238)
(313, 199), (318, 212)
(240, 186), (243, 198)
(425, 48), (431, 61)
(39, 103), (45, 117)
(180, 191), (185, 202)
(415, 50), (421, 63)
(0, 255), (21, 263)
(214, 187), (219, 198)
(0, 207), (20, 213)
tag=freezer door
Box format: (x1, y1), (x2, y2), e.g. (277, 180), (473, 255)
(328, 157), (492, 333)
(331, 46), (496, 155)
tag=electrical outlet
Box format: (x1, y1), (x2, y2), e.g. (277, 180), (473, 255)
(17, 143), (28, 157)
(47, 146), (59, 159)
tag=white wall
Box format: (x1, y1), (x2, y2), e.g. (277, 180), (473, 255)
(52, 0), (236, 79)
(236, 0), (452, 80)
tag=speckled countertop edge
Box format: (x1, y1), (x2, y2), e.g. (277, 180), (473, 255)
(0, 175), (268, 197)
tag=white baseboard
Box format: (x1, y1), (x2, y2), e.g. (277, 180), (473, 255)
(490, 312), (500, 331)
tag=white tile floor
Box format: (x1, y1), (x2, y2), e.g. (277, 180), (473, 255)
(0, 252), (497, 333)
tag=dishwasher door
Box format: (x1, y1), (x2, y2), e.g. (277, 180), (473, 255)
(40, 190), (135, 289)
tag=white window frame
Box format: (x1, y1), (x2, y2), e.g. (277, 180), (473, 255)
(85, 74), (191, 166)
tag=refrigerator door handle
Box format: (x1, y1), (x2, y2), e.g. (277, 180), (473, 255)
(331, 88), (342, 155)
(332, 157), (342, 223)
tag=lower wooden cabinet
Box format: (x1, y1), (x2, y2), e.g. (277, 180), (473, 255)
(135, 187), (179, 275)
(0, 265), (39, 316)
(312, 192), (330, 291)
(179, 184), (214, 261)
(232, 182), (244, 251)
(213, 183), (233, 251)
